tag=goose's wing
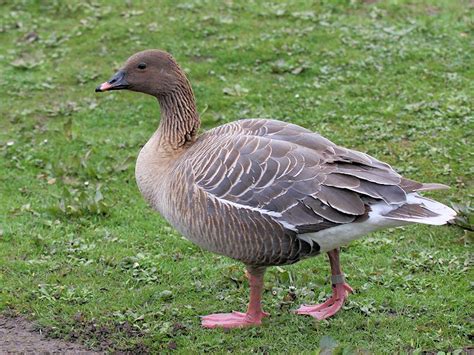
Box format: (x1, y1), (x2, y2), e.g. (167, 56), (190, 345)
(191, 119), (430, 235)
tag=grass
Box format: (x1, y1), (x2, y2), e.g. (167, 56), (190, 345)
(0, 0), (473, 353)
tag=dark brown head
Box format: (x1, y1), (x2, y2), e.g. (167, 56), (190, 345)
(96, 49), (186, 97)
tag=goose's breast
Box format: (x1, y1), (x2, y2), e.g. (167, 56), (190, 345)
(135, 142), (171, 215)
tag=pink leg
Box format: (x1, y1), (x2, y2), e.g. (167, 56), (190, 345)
(296, 249), (353, 320)
(202, 267), (269, 329)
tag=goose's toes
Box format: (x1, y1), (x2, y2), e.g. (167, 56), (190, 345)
(201, 311), (268, 329)
(201, 311), (246, 321)
(296, 283), (352, 320)
(304, 297), (345, 320)
(295, 297), (335, 314)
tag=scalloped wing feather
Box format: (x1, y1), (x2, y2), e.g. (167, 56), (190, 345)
(190, 119), (451, 240)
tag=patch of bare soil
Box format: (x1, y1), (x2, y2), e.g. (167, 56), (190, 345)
(0, 316), (101, 354)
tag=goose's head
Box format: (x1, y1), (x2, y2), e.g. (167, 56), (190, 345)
(95, 49), (185, 97)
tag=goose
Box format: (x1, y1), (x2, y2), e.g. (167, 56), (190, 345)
(96, 50), (456, 329)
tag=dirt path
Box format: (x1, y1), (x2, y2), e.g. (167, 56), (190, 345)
(0, 316), (100, 354)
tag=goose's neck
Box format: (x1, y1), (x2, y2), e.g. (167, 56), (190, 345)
(156, 79), (200, 150)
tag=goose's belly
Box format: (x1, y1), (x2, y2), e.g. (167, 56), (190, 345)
(164, 207), (275, 265)
(160, 181), (319, 266)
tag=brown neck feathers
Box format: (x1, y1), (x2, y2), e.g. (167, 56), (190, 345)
(157, 76), (200, 149)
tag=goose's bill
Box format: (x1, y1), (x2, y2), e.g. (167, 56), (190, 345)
(95, 70), (129, 92)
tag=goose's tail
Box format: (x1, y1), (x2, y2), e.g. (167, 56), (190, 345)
(383, 193), (456, 226)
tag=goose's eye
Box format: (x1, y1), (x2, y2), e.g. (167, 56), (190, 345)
(137, 62), (147, 70)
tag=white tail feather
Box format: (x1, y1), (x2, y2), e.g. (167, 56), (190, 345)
(383, 194), (456, 226)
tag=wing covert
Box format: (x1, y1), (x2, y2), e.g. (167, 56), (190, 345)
(190, 119), (413, 235)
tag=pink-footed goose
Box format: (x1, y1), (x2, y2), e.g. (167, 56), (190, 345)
(96, 50), (456, 328)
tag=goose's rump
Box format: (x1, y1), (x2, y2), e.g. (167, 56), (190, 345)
(183, 119), (455, 263)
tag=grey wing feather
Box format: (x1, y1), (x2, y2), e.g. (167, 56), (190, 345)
(191, 119), (447, 235)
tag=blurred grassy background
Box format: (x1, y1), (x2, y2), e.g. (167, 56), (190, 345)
(0, 0), (472, 352)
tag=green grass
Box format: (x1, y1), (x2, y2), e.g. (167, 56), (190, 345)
(1, 0), (473, 353)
